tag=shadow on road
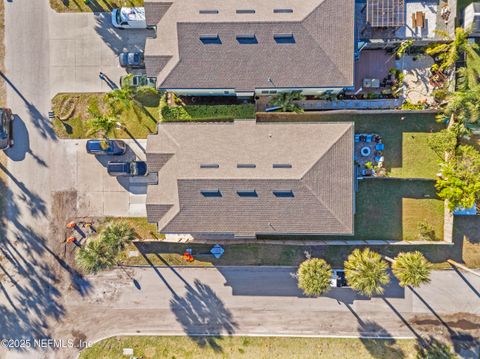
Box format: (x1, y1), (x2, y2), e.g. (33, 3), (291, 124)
(357, 320), (406, 359)
(0, 178), (90, 350)
(170, 279), (238, 352)
(0, 72), (57, 141)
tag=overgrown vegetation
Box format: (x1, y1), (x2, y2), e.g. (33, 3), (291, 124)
(75, 221), (135, 274)
(436, 145), (480, 211)
(160, 94), (255, 121)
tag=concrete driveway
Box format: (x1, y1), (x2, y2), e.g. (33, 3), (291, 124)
(52, 139), (152, 217)
(49, 12), (153, 96)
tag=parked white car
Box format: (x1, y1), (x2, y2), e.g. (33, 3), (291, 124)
(111, 7), (147, 29)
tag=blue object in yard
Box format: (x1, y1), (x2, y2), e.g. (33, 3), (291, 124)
(375, 143), (385, 151)
(354, 134), (360, 142)
(453, 204), (477, 216)
(210, 244), (225, 259)
(265, 106), (282, 112)
(365, 134), (373, 142)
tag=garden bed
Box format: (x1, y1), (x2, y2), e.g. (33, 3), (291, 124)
(52, 92), (159, 139)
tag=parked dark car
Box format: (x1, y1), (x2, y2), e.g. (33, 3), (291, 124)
(107, 161), (148, 177)
(119, 52), (145, 68)
(86, 139), (127, 155)
(330, 269), (349, 288)
(0, 108), (13, 150)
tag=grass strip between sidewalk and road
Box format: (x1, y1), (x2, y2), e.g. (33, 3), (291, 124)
(79, 335), (421, 359)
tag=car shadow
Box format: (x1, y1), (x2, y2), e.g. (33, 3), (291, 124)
(5, 115), (48, 167)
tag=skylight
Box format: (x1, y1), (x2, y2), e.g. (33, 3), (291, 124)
(237, 163), (256, 168)
(273, 190), (294, 197)
(200, 34), (221, 45)
(273, 164), (292, 168)
(237, 190), (258, 197)
(236, 34), (258, 44)
(274, 33), (295, 44)
(201, 189), (222, 197)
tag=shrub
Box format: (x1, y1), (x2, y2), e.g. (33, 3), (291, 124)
(417, 221), (436, 241)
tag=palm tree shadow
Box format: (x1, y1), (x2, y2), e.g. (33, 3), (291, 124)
(170, 279), (238, 352)
(357, 320), (405, 359)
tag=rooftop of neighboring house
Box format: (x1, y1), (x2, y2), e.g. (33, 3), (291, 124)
(145, 120), (355, 238)
(143, 0), (355, 91)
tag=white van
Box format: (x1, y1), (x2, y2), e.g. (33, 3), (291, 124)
(111, 7), (147, 29)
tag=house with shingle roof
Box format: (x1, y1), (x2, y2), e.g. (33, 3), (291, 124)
(145, 120), (355, 240)
(143, 0), (355, 97)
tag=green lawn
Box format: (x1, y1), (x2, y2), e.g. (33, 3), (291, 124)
(80, 336), (419, 359)
(52, 93), (159, 139)
(389, 132), (441, 179)
(50, 0), (143, 12)
(258, 111), (445, 179)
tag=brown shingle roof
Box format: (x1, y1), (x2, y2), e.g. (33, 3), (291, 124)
(144, 0), (355, 90)
(146, 120), (354, 238)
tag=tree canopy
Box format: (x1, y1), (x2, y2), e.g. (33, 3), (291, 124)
(436, 145), (480, 211)
(344, 248), (390, 297)
(296, 258), (332, 296)
(391, 252), (432, 288)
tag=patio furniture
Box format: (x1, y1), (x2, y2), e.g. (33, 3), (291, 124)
(371, 79), (380, 88)
(363, 78), (373, 88)
(359, 135), (366, 142)
(360, 146), (371, 157)
(374, 135), (381, 143)
(376, 143), (385, 151)
(365, 134), (374, 142)
(375, 155), (384, 163)
(355, 134), (360, 142)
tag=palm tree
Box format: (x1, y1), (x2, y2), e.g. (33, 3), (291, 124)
(296, 258), (332, 296)
(270, 91), (305, 113)
(437, 86), (480, 135)
(105, 74), (158, 117)
(75, 239), (114, 274)
(386, 252), (432, 288)
(344, 248), (390, 297)
(86, 115), (119, 139)
(101, 221), (135, 255)
(425, 27), (474, 71)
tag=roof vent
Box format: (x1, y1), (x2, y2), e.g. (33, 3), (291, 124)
(273, 190), (294, 198)
(236, 9), (255, 14)
(200, 163), (219, 168)
(273, 164), (292, 168)
(237, 163), (256, 168)
(199, 9), (219, 14)
(201, 189), (222, 197)
(273, 8), (293, 13)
